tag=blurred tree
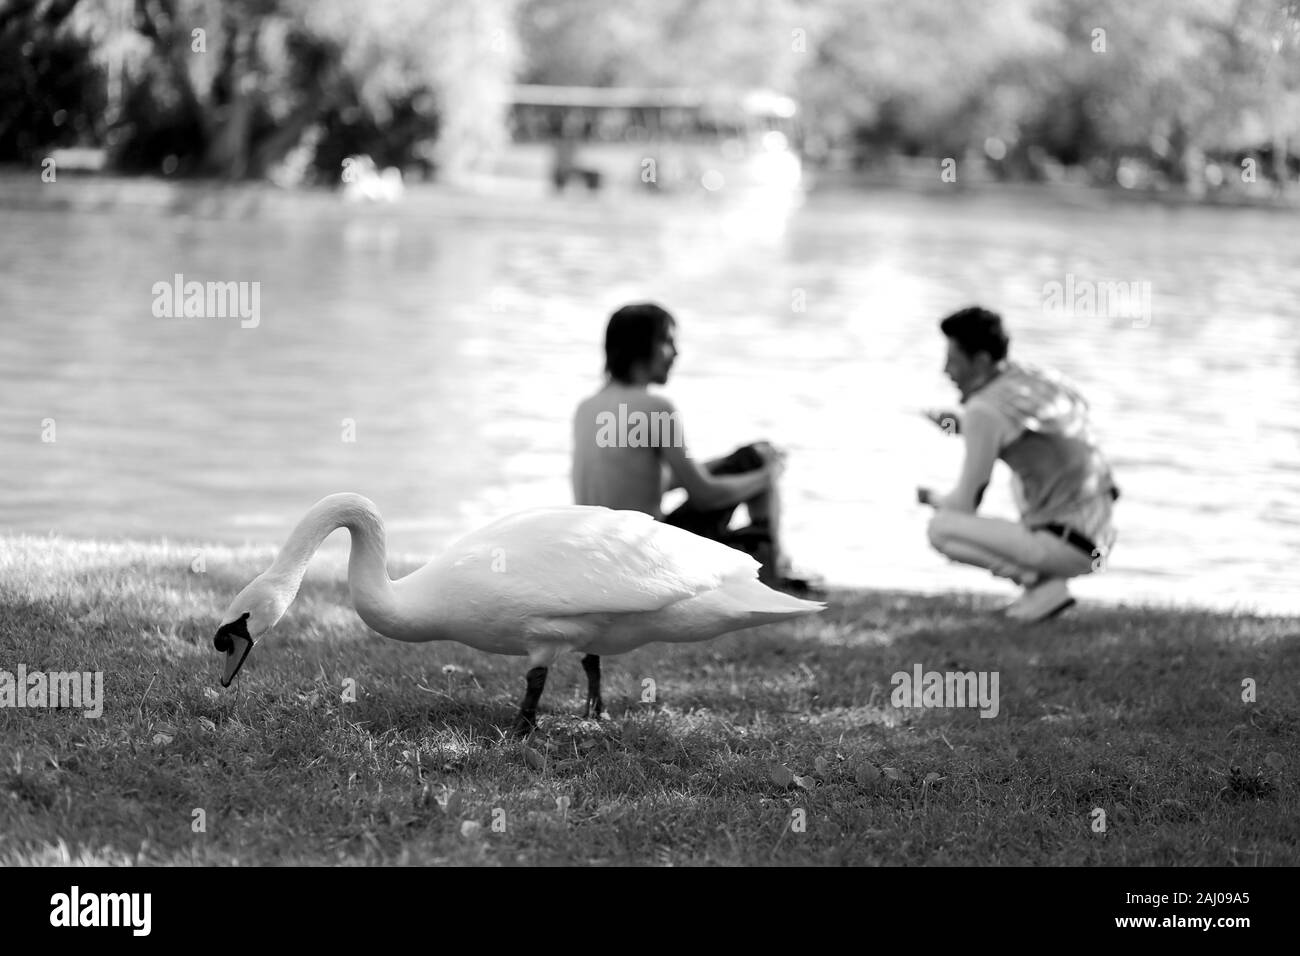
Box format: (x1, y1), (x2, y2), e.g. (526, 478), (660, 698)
(518, 0), (807, 93)
(5, 0), (517, 180)
(292, 0), (518, 181)
(0, 0), (108, 162)
(1022, 0), (1300, 188)
(796, 0), (1062, 162)
(794, 0), (1299, 189)
(4, 0), (1296, 189)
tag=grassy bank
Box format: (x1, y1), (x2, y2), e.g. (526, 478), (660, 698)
(1, 534), (1296, 866)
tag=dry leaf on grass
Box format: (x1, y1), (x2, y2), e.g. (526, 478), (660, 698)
(856, 763), (882, 785)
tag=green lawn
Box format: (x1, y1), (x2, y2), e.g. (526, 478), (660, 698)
(1, 534), (1296, 865)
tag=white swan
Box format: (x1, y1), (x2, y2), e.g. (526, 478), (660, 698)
(214, 493), (824, 736)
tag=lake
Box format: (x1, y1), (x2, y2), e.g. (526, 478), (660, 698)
(3, 181), (1298, 613)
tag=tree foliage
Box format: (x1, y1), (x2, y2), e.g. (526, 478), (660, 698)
(518, 0), (1300, 185)
(3, 0), (1297, 186)
(2, 0), (516, 180)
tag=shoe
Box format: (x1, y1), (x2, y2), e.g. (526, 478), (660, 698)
(999, 590), (1028, 613)
(996, 572), (1040, 612)
(1015, 570), (1043, 588)
(1004, 578), (1075, 623)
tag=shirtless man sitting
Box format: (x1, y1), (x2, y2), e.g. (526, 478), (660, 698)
(572, 302), (815, 593)
(918, 306), (1119, 622)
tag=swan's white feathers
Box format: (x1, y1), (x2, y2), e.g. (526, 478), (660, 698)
(430, 506), (761, 618)
(243, 496), (823, 662)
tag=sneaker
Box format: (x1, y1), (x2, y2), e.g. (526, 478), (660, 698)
(999, 590), (1028, 613)
(1004, 578), (1076, 623)
(996, 572), (1041, 612)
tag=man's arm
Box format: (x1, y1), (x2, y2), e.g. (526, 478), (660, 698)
(662, 451), (734, 492)
(936, 405), (1004, 513)
(662, 443), (774, 510)
(654, 398), (774, 510)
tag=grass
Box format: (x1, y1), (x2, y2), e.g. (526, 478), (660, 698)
(1, 533), (1297, 866)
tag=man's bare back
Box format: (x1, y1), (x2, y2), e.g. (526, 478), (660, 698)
(572, 383), (681, 517)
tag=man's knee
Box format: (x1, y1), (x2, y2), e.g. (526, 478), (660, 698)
(712, 444), (766, 476)
(927, 511), (957, 554)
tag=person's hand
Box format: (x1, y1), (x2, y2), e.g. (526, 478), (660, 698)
(752, 440), (787, 465)
(922, 408), (962, 435)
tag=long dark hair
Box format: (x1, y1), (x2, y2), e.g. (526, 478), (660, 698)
(604, 303), (674, 383)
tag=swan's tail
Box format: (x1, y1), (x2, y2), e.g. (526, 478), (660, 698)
(719, 576), (826, 624)
(639, 575), (825, 646)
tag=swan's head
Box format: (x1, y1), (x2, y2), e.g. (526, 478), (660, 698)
(213, 576), (291, 687)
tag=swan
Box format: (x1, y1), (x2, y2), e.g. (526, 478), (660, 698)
(213, 493), (824, 736)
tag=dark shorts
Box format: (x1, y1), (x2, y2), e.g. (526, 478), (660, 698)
(662, 444), (769, 551)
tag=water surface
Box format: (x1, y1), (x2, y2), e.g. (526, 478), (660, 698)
(3, 186), (1297, 613)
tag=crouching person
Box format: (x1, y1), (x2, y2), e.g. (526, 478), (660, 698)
(919, 307), (1119, 622)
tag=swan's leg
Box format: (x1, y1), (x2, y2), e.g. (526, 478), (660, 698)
(581, 654), (604, 719)
(511, 666), (549, 738)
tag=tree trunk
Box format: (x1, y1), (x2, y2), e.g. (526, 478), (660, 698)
(203, 21), (256, 179)
(248, 65), (342, 178)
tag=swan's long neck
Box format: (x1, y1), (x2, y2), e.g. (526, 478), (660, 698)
(266, 493), (405, 637)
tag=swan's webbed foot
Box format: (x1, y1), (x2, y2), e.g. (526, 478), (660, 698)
(581, 654), (605, 720)
(512, 665), (548, 738)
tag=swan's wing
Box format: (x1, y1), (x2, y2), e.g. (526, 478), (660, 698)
(434, 506), (760, 616)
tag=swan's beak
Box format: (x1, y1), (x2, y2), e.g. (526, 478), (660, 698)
(214, 614), (254, 687)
